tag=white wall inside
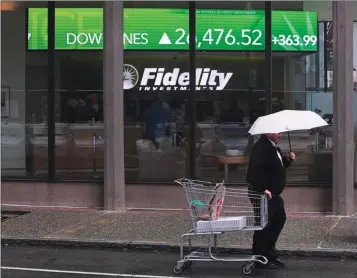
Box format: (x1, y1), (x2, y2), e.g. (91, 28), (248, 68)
(1, 8), (27, 172)
(306, 22), (357, 126)
(303, 1), (333, 21)
(286, 55), (306, 109)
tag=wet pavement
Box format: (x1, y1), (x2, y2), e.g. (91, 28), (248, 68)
(2, 210), (357, 254)
(1, 245), (356, 278)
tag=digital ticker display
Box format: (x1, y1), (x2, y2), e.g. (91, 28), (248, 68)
(27, 8), (318, 51)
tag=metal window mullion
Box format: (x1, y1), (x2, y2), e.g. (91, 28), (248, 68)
(47, 1), (55, 180)
(265, 1), (272, 115)
(188, 1), (196, 179)
(324, 21), (328, 92)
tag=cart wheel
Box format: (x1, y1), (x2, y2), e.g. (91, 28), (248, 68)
(241, 263), (253, 276)
(183, 261), (192, 269)
(172, 264), (184, 275)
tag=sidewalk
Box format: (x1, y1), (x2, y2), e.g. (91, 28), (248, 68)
(2, 210), (357, 258)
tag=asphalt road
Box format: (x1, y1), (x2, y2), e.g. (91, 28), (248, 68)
(1, 245), (356, 278)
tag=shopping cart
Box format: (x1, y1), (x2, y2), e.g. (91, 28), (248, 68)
(172, 178), (268, 276)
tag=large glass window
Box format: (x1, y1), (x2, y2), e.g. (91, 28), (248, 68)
(123, 2), (189, 182)
(194, 1), (265, 183)
(320, 6), (356, 185)
(2, 1), (344, 186)
(54, 51), (104, 180)
(271, 2), (332, 184)
(195, 53), (265, 182)
(53, 2), (104, 180)
(123, 52), (190, 181)
(1, 2), (49, 178)
(52, 2), (104, 180)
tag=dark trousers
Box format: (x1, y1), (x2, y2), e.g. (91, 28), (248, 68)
(250, 194), (287, 260)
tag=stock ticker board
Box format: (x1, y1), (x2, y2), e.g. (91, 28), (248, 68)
(27, 8), (318, 52)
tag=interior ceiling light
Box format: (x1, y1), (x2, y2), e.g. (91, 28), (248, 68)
(1, 2), (20, 11)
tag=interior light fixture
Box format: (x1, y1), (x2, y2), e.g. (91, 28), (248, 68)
(1, 2), (20, 11)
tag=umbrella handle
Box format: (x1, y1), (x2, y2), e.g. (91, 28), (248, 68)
(288, 132), (292, 153)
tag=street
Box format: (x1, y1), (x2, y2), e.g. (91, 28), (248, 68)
(1, 245), (356, 278)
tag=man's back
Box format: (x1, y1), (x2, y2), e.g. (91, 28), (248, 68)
(246, 135), (288, 196)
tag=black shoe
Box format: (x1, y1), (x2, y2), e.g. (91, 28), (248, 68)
(270, 258), (285, 268)
(255, 261), (279, 269)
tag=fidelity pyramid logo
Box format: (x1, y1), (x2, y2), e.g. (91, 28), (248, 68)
(123, 64), (233, 91)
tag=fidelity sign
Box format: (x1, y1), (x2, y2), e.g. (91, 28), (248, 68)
(123, 64), (233, 91)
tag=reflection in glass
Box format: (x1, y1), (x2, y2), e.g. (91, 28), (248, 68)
(1, 7), (49, 178)
(54, 52), (104, 180)
(194, 52), (265, 182)
(270, 5), (333, 184)
(123, 52), (190, 182)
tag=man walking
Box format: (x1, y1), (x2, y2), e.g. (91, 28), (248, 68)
(246, 133), (295, 269)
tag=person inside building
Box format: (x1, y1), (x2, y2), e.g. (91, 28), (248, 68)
(168, 100), (185, 146)
(84, 93), (103, 122)
(142, 95), (170, 149)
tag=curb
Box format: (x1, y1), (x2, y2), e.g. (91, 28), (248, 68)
(2, 237), (357, 259)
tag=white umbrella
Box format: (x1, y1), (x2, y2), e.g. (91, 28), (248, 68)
(248, 110), (329, 151)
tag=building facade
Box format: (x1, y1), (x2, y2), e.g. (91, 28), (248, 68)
(1, 1), (356, 215)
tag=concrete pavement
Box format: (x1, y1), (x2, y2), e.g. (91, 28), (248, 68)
(1, 210), (357, 258)
(2, 245), (357, 278)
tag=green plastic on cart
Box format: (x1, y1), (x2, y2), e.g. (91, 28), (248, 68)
(191, 200), (206, 209)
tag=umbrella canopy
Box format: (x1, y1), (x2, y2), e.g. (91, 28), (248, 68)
(248, 110), (328, 135)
